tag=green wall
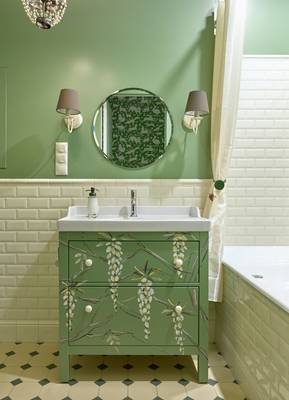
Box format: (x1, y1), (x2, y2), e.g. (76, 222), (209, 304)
(245, 0), (289, 54)
(0, 0), (215, 179)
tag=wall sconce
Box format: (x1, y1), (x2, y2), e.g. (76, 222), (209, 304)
(183, 90), (209, 134)
(56, 89), (83, 133)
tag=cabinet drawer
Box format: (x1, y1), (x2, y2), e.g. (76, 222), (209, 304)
(66, 285), (199, 352)
(68, 235), (199, 284)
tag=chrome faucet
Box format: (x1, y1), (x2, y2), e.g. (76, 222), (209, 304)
(130, 189), (137, 217)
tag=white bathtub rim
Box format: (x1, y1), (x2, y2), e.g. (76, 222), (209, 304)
(223, 246), (289, 314)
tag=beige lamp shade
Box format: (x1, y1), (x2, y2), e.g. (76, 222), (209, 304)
(56, 89), (81, 115)
(185, 90), (209, 116)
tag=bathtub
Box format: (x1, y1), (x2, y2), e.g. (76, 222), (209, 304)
(216, 246), (289, 400)
(223, 246), (289, 313)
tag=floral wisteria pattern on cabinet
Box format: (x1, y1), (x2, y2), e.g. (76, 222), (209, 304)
(58, 231), (208, 383)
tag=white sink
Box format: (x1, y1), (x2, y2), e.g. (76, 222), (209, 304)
(58, 206), (211, 232)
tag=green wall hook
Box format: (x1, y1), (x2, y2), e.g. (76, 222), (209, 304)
(214, 180), (226, 191)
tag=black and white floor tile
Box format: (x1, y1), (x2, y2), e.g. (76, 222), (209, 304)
(0, 343), (246, 400)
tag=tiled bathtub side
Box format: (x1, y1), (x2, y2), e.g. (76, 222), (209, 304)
(0, 179), (216, 342)
(216, 267), (289, 400)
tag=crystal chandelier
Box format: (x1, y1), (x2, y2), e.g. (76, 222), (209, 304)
(21, 0), (67, 30)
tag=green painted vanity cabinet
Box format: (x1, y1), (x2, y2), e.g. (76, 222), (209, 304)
(58, 231), (208, 383)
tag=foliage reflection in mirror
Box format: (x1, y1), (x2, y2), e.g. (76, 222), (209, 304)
(92, 88), (174, 169)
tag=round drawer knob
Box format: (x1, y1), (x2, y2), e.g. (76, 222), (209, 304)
(85, 259), (93, 267)
(85, 305), (93, 313)
(174, 258), (183, 268)
(175, 305), (183, 314)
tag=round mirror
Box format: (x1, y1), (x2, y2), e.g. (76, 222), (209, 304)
(92, 88), (173, 169)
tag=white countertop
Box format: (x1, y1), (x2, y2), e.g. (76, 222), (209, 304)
(58, 206), (211, 232)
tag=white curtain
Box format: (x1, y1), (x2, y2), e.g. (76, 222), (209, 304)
(203, 0), (247, 302)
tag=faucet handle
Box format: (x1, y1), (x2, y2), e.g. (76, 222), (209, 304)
(130, 189), (137, 217)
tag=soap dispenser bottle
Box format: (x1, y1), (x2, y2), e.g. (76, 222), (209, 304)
(86, 187), (99, 218)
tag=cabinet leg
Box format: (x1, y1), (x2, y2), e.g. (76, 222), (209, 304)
(59, 347), (70, 383)
(198, 352), (208, 383)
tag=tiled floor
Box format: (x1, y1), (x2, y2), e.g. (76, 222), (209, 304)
(0, 342), (246, 400)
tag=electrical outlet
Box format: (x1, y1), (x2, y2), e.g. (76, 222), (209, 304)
(55, 142), (68, 176)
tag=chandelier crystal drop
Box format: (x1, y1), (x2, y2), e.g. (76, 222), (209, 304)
(21, 0), (67, 30)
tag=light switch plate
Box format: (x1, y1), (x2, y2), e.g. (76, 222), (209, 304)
(55, 142), (68, 176)
(0, 67), (7, 169)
